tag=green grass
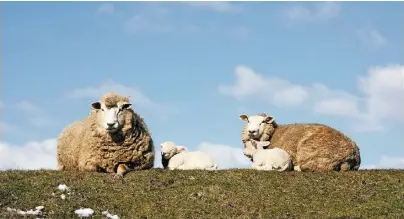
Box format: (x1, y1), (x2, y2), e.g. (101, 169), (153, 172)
(0, 169), (404, 219)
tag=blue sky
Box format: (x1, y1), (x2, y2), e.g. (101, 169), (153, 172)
(1, 1), (403, 170)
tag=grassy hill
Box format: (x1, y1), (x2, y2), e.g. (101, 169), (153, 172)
(0, 169), (403, 219)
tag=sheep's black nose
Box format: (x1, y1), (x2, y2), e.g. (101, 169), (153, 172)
(107, 123), (115, 127)
(249, 130), (256, 134)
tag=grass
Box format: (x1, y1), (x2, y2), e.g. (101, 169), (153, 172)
(0, 169), (404, 219)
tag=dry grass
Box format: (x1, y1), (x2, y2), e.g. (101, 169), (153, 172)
(0, 169), (403, 219)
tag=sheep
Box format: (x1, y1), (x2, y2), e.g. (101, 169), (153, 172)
(57, 92), (155, 178)
(244, 139), (293, 171)
(160, 141), (218, 170)
(239, 113), (361, 172)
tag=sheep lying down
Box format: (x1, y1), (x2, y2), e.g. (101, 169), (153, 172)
(160, 141), (218, 170)
(245, 140), (293, 172)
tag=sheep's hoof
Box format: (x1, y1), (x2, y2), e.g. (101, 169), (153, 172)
(113, 173), (124, 180)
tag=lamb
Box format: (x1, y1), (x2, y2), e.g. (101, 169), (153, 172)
(160, 141), (218, 170)
(57, 92), (155, 178)
(244, 139), (293, 171)
(239, 113), (361, 172)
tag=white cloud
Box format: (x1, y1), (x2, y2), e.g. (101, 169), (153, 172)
(10, 100), (57, 128)
(219, 65), (310, 108)
(29, 116), (57, 128)
(356, 26), (387, 48)
(219, 64), (404, 132)
(361, 156), (404, 169)
(153, 142), (251, 169)
(0, 122), (20, 134)
(97, 3), (115, 14)
(282, 1), (340, 24)
(120, 3), (250, 38)
(15, 100), (40, 114)
(0, 139), (57, 170)
(313, 98), (360, 117)
(182, 2), (242, 13)
(197, 142), (251, 169)
(124, 15), (173, 35)
(66, 80), (179, 120)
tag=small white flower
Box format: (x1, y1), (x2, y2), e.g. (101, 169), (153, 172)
(74, 208), (94, 218)
(58, 184), (69, 191)
(35, 206), (45, 211)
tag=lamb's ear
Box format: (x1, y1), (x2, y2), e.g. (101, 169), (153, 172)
(176, 146), (188, 153)
(257, 141), (271, 148)
(121, 102), (132, 110)
(239, 114), (249, 122)
(263, 116), (274, 124)
(91, 101), (101, 110)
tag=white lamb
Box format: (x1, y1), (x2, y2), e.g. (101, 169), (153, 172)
(160, 141), (218, 170)
(245, 140), (293, 171)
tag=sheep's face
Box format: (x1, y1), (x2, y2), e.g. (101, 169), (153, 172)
(239, 114), (275, 139)
(91, 101), (132, 133)
(160, 141), (187, 159)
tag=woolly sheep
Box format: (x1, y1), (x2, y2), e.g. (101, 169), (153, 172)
(57, 92), (155, 178)
(239, 113), (361, 172)
(160, 141), (218, 170)
(244, 140), (293, 171)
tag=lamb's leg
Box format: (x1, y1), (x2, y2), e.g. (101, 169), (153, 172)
(277, 162), (292, 172)
(250, 163), (259, 170)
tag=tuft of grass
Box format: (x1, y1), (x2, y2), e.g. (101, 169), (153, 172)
(0, 169), (404, 219)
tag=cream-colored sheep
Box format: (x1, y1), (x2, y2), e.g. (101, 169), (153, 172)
(57, 92), (155, 178)
(160, 141), (217, 170)
(239, 113), (361, 172)
(244, 140), (293, 171)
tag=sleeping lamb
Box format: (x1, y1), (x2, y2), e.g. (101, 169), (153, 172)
(245, 139), (293, 171)
(160, 141), (218, 170)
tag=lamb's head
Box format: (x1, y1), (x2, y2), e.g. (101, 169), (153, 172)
(239, 114), (275, 139)
(160, 141), (188, 159)
(243, 140), (271, 158)
(91, 92), (132, 134)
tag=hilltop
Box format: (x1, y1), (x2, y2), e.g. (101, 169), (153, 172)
(0, 169), (403, 219)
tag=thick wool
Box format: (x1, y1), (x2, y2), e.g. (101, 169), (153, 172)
(57, 93), (155, 173)
(241, 113), (361, 172)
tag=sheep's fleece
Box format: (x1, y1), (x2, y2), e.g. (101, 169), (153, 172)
(245, 140), (293, 172)
(57, 92), (155, 173)
(160, 141), (217, 170)
(240, 113), (361, 172)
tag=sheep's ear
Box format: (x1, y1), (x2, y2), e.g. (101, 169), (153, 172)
(257, 141), (270, 148)
(91, 101), (101, 110)
(239, 114), (249, 122)
(264, 116), (274, 124)
(121, 102), (132, 110)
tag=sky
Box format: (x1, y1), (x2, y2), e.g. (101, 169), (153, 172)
(1, 1), (403, 171)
